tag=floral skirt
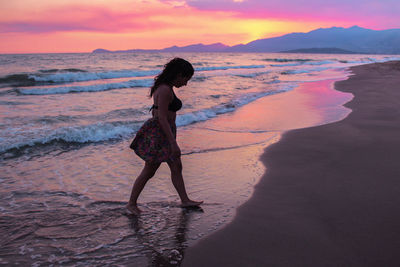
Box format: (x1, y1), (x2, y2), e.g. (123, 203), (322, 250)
(130, 118), (176, 163)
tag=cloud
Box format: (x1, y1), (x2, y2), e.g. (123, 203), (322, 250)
(0, 22), (94, 33)
(0, 3), (173, 33)
(160, 0), (188, 7)
(185, 0), (400, 28)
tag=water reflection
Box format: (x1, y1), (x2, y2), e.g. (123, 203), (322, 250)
(128, 207), (204, 266)
(0, 189), (204, 267)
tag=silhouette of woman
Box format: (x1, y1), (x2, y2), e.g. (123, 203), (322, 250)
(127, 58), (203, 215)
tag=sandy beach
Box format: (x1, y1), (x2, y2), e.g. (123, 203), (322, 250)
(183, 61), (400, 266)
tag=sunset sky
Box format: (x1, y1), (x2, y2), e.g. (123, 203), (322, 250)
(1, 0), (399, 54)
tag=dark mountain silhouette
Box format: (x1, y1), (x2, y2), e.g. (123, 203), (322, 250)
(92, 26), (400, 54)
(228, 26), (400, 54)
(92, 43), (229, 53)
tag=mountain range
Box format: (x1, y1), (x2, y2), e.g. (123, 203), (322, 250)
(93, 26), (400, 54)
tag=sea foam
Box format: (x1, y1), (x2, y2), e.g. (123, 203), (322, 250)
(0, 121), (141, 154)
(1, 84), (295, 154)
(176, 84), (296, 127)
(28, 70), (159, 83)
(17, 79), (153, 95)
(24, 65), (267, 84)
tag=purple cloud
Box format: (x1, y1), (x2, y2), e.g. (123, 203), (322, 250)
(0, 22), (99, 33)
(0, 6), (169, 34)
(185, 0), (400, 28)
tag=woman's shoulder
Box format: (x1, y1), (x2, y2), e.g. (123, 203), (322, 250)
(157, 83), (171, 91)
(155, 84), (172, 97)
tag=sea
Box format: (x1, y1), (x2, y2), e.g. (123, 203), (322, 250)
(1, 52), (399, 266)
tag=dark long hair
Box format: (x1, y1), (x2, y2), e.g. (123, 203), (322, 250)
(150, 58), (194, 97)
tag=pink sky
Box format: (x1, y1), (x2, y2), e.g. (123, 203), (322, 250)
(1, 0), (399, 53)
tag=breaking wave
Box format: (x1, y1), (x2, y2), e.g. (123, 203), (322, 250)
(176, 84), (296, 126)
(1, 65), (268, 87)
(16, 79), (153, 95)
(281, 67), (330, 75)
(0, 85), (295, 155)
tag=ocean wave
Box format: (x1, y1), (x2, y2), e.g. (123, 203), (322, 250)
(0, 121), (142, 155)
(382, 56), (400, 62)
(176, 84), (296, 127)
(15, 66), (270, 95)
(8, 65), (267, 85)
(0, 74), (36, 87)
(263, 58), (313, 62)
(265, 79), (281, 84)
(195, 65), (265, 71)
(281, 67), (330, 75)
(338, 57), (400, 64)
(234, 71), (270, 78)
(270, 60), (334, 67)
(304, 60), (335, 65)
(16, 79), (153, 95)
(38, 68), (87, 73)
(28, 69), (159, 83)
(270, 63), (304, 67)
(1, 84), (295, 155)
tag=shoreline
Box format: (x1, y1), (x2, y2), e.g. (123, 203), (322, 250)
(182, 61), (400, 266)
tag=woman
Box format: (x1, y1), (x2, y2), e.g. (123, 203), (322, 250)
(127, 58), (203, 215)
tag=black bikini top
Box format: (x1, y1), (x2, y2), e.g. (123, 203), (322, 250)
(151, 90), (182, 112)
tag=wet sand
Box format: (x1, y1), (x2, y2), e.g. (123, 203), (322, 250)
(183, 61), (400, 266)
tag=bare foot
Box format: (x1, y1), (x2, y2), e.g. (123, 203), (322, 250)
(181, 200), (203, 208)
(126, 203), (141, 216)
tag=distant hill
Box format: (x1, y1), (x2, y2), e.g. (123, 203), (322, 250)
(229, 26), (400, 54)
(92, 43), (229, 53)
(92, 26), (400, 54)
(281, 47), (360, 54)
(162, 43), (229, 52)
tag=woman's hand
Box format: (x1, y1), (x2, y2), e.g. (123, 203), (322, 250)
(170, 141), (181, 159)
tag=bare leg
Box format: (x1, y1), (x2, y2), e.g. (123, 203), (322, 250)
(127, 161), (161, 215)
(167, 158), (203, 207)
